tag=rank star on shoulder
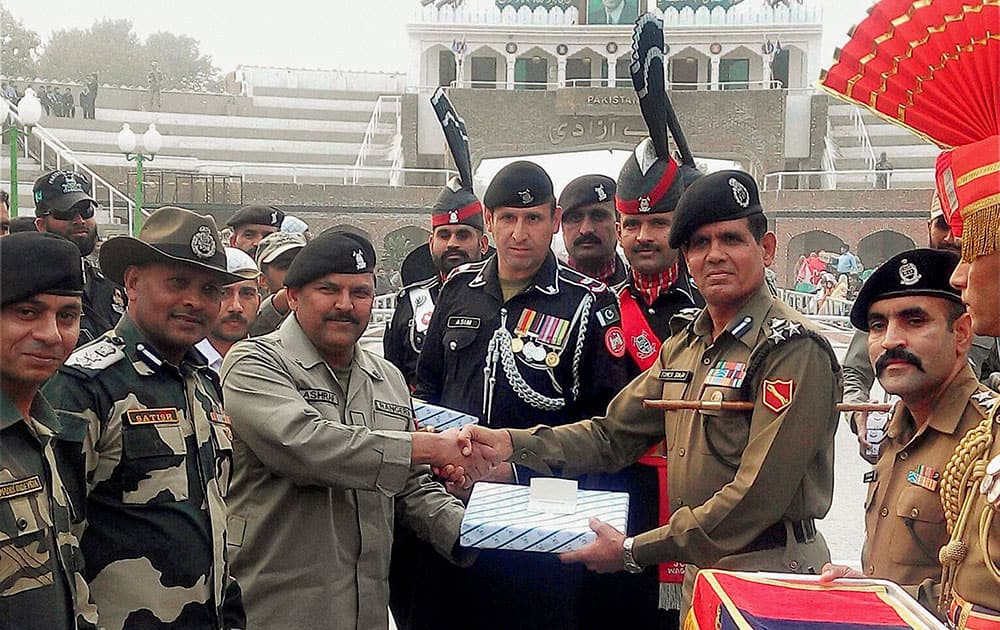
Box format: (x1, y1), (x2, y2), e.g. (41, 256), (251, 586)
(971, 390), (999, 406)
(784, 322), (801, 336)
(768, 329), (785, 343)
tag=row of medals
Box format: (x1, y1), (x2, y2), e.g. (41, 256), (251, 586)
(510, 335), (560, 368)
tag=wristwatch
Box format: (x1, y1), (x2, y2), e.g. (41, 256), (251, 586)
(622, 536), (642, 574)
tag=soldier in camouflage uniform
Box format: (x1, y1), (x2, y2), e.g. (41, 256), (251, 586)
(43, 207), (246, 630)
(0, 232), (99, 629)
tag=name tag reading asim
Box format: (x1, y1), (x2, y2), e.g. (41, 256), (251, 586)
(447, 316), (480, 329)
(126, 408), (181, 425)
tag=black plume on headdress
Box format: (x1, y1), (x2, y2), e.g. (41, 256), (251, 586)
(431, 87), (474, 191)
(630, 14), (698, 184)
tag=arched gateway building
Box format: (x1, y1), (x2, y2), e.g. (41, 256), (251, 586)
(3, 0), (936, 287)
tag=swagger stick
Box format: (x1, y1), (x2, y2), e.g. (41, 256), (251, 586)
(643, 400), (892, 413)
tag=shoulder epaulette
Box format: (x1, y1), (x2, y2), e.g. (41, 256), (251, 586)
(740, 316), (838, 397)
(63, 334), (126, 374)
(970, 388), (1000, 418)
(558, 266), (608, 294)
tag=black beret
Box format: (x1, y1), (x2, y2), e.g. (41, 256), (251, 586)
(432, 178), (484, 231)
(33, 169), (97, 216)
(483, 161), (554, 211)
(559, 175), (616, 214)
(1, 232), (83, 306)
(226, 204), (284, 229)
(849, 248), (963, 331)
(669, 170), (763, 249)
(284, 230), (376, 288)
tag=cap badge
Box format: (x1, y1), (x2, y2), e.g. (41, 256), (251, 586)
(354, 249), (366, 271)
(449, 210), (459, 224)
(729, 177), (750, 208)
(190, 225), (217, 260)
(638, 196), (651, 213)
(594, 184), (608, 202)
(898, 258), (921, 286)
(270, 211), (279, 226)
(61, 173), (84, 194)
(518, 189), (534, 205)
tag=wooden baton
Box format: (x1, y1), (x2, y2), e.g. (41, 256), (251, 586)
(642, 400), (893, 413)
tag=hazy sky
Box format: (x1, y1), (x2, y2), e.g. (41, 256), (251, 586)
(3, 0), (873, 76)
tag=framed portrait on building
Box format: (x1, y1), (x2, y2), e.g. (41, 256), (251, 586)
(586, 0), (641, 24)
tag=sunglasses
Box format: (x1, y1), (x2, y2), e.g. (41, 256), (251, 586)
(45, 204), (96, 221)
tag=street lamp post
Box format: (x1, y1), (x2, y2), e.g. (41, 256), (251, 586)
(117, 122), (163, 235)
(3, 89), (42, 217)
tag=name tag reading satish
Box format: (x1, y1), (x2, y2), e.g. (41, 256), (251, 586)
(447, 316), (480, 329)
(300, 390), (337, 405)
(0, 476), (43, 501)
(126, 408), (180, 425)
(658, 370), (692, 382)
(374, 400), (410, 420)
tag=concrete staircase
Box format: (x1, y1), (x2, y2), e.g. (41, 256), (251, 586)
(17, 84), (402, 187)
(827, 101), (937, 189)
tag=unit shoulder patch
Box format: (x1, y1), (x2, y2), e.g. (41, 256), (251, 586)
(762, 378), (795, 414)
(64, 336), (126, 372)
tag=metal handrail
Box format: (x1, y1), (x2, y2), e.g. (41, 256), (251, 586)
(821, 116), (838, 190)
(6, 102), (136, 231)
(762, 168), (935, 192)
(849, 106), (877, 171)
(349, 95), (401, 185)
(777, 288), (854, 318)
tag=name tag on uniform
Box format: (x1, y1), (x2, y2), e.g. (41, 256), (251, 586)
(657, 370), (692, 382)
(126, 408), (180, 425)
(374, 400), (410, 420)
(300, 390), (338, 405)
(863, 470), (877, 483)
(448, 316), (480, 329)
(0, 476), (42, 501)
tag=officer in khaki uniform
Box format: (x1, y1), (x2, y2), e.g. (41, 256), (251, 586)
(820, 248), (991, 614)
(0, 232), (98, 629)
(221, 231), (480, 630)
(459, 170), (841, 614)
(44, 207), (246, 630)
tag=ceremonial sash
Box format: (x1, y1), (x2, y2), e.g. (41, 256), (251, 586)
(618, 288), (683, 585)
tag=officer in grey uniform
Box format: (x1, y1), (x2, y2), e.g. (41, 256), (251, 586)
(44, 207), (246, 630)
(0, 232), (98, 630)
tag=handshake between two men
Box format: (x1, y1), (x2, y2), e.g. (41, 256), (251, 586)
(417, 424), (629, 573)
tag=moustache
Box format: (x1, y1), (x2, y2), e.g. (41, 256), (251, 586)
(874, 347), (925, 375)
(631, 243), (660, 254)
(443, 249), (470, 260)
(323, 314), (360, 325)
(573, 234), (603, 247)
(221, 313), (248, 326)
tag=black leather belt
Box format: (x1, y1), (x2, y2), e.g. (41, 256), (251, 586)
(737, 519), (817, 555)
